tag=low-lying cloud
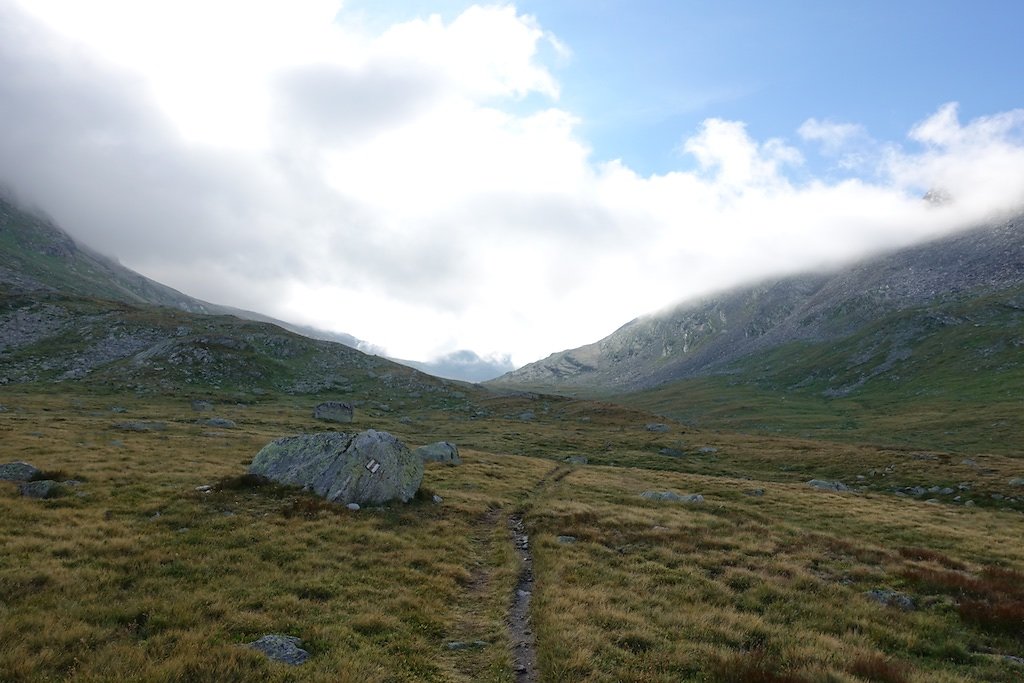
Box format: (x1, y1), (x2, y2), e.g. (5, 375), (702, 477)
(2, 1), (1023, 371)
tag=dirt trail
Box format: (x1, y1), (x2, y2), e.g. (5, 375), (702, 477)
(508, 513), (538, 682)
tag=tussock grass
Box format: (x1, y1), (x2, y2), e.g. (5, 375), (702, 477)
(1, 387), (1022, 680)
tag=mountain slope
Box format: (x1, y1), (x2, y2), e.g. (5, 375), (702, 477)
(0, 196), (371, 350)
(493, 213), (1024, 395)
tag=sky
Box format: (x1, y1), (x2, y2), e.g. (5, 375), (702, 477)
(1, 1), (1023, 380)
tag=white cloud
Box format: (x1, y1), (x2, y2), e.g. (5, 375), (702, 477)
(3, 2), (1024, 370)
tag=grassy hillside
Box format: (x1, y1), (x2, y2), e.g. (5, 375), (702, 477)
(2, 387), (1023, 681)
(621, 287), (1024, 456)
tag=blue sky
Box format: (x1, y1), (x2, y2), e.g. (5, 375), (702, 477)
(2, 1), (1023, 377)
(355, 0), (1024, 176)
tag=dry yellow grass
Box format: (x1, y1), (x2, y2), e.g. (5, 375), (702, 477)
(1, 388), (1022, 681)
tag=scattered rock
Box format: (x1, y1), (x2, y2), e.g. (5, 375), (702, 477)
(864, 589), (916, 611)
(744, 488), (765, 497)
(658, 448), (684, 457)
(0, 461), (41, 481)
(556, 535), (577, 544)
(698, 446), (719, 454)
(445, 640), (488, 651)
(414, 441), (461, 465)
(807, 479), (850, 492)
(19, 480), (63, 499)
(313, 401), (354, 424)
(399, 416), (414, 425)
(110, 406), (127, 413)
(199, 417), (236, 429)
(248, 430), (423, 505)
(518, 411), (535, 422)
(191, 400), (213, 412)
(641, 491), (704, 504)
(1004, 655), (1024, 667)
(113, 421), (166, 432)
(195, 484), (214, 493)
(1009, 478), (1024, 487)
(346, 503), (360, 511)
(939, 487), (955, 495)
(564, 456), (588, 465)
(247, 634), (310, 665)
(432, 494), (443, 504)
(645, 423), (669, 432)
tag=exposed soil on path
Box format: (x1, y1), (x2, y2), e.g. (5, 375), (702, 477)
(508, 513), (538, 683)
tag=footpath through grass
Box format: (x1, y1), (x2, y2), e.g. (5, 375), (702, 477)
(0, 389), (1022, 681)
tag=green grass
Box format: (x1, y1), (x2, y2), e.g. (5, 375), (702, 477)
(1, 387), (1023, 681)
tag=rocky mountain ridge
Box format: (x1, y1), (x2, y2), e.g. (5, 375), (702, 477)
(492, 212), (1024, 394)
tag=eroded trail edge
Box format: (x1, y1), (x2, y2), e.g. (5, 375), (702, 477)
(508, 513), (538, 683)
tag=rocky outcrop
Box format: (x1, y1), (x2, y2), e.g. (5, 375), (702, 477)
(807, 479), (851, 492)
(641, 491), (704, 504)
(247, 635), (309, 665)
(248, 430), (423, 505)
(414, 441), (461, 465)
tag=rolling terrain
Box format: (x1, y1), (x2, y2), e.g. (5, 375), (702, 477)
(492, 213), (1024, 454)
(2, 198), (1023, 681)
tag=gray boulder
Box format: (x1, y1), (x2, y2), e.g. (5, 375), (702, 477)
(313, 401), (354, 423)
(865, 589), (916, 611)
(199, 417), (237, 429)
(415, 441), (461, 465)
(249, 430), (423, 505)
(564, 455), (588, 465)
(807, 479), (850, 492)
(20, 480), (62, 499)
(0, 461), (41, 481)
(247, 634), (309, 665)
(641, 491), (704, 504)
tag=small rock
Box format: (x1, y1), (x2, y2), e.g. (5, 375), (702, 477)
(0, 461), (41, 482)
(518, 411), (535, 422)
(313, 401), (354, 423)
(939, 487), (954, 495)
(865, 589), (916, 611)
(965, 500), (976, 507)
(658, 448), (684, 457)
(432, 495), (443, 504)
(195, 484), (214, 493)
(564, 456), (588, 465)
(807, 479), (850, 492)
(925, 498), (941, 505)
(414, 441), (461, 465)
(248, 634), (310, 665)
(1009, 478), (1024, 487)
(191, 400), (213, 412)
(110, 406), (127, 413)
(641, 491), (704, 504)
(113, 421), (166, 432)
(645, 423), (670, 432)
(199, 417), (236, 429)
(19, 480), (62, 499)
(556, 535), (577, 544)
(992, 494), (1005, 501)
(346, 503), (360, 511)
(744, 488), (765, 497)
(399, 416), (414, 425)
(698, 446), (719, 454)
(446, 640), (488, 651)
(1004, 655), (1024, 667)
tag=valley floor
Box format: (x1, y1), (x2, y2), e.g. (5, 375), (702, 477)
(1, 389), (1023, 682)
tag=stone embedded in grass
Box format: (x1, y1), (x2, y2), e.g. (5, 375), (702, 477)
(1010, 478), (1024, 487)
(113, 421), (166, 432)
(864, 589), (916, 611)
(641, 491), (704, 504)
(556, 535), (578, 544)
(19, 480), (63, 499)
(807, 479), (850, 492)
(645, 423), (670, 432)
(446, 640), (487, 650)
(313, 401), (354, 423)
(0, 461), (41, 481)
(191, 400), (212, 412)
(247, 634), (310, 665)
(658, 448), (684, 457)
(564, 455), (588, 465)
(248, 430), (423, 505)
(414, 441), (461, 465)
(199, 417), (236, 428)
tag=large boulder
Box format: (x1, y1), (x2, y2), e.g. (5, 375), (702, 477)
(248, 430), (422, 505)
(0, 461), (41, 481)
(414, 441), (461, 465)
(313, 401), (354, 423)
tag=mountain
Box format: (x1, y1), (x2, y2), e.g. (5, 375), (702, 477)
(0, 195), (375, 351)
(490, 213), (1024, 452)
(0, 195), (485, 409)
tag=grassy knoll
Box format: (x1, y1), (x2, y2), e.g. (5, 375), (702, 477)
(1, 388), (1022, 681)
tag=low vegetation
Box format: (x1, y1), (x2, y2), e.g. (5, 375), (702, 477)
(1, 386), (1022, 681)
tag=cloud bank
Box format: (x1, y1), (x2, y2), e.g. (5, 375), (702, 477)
(1, 1), (1023, 372)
